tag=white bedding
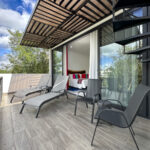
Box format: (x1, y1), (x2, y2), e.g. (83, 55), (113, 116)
(69, 78), (88, 89)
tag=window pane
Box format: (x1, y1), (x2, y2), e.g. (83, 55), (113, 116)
(52, 50), (63, 82)
(100, 43), (142, 106)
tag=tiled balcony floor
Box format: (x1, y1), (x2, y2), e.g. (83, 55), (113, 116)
(0, 94), (150, 150)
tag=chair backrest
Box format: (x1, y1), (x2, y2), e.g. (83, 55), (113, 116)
(51, 75), (69, 93)
(38, 74), (51, 87)
(86, 79), (101, 99)
(125, 84), (150, 126)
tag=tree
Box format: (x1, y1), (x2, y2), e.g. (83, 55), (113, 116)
(3, 30), (49, 73)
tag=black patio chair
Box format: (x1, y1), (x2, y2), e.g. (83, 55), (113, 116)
(91, 84), (150, 150)
(74, 79), (101, 123)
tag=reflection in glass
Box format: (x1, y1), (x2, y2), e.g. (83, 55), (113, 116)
(52, 50), (63, 82)
(100, 43), (142, 106)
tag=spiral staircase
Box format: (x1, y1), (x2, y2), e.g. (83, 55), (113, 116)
(113, 0), (150, 63)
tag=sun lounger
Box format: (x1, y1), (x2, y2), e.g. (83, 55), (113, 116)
(10, 74), (51, 103)
(19, 75), (69, 118)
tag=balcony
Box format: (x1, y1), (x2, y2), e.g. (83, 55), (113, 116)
(0, 94), (150, 150)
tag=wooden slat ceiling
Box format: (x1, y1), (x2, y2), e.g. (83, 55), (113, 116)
(21, 0), (114, 49)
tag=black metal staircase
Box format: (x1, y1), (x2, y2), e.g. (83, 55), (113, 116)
(116, 32), (150, 45)
(113, 17), (150, 32)
(113, 0), (150, 61)
(114, 0), (150, 10)
(124, 45), (150, 55)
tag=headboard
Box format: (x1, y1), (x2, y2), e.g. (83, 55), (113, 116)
(68, 70), (86, 74)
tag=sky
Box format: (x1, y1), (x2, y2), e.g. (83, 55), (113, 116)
(100, 43), (123, 70)
(0, 0), (37, 68)
(0, 2), (143, 70)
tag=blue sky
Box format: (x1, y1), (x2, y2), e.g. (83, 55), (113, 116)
(0, 0), (37, 67)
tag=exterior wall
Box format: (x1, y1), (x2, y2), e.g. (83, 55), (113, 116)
(0, 74), (12, 93)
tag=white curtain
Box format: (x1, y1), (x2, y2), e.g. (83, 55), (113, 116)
(63, 45), (67, 76)
(89, 30), (98, 79)
(49, 49), (52, 87)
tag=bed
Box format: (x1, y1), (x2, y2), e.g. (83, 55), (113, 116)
(68, 70), (89, 89)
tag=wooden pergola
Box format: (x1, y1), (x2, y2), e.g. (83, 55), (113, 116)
(21, 0), (116, 49)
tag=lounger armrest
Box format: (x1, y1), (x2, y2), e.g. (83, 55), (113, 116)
(101, 99), (124, 110)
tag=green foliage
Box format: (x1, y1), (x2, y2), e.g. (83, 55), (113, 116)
(2, 30), (49, 73)
(53, 50), (62, 74)
(103, 46), (142, 92)
(0, 69), (11, 73)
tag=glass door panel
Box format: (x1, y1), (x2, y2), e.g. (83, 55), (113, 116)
(52, 49), (63, 84)
(100, 43), (142, 106)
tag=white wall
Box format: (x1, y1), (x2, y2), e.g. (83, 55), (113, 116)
(0, 74), (12, 93)
(68, 35), (90, 73)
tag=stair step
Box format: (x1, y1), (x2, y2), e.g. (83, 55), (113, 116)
(115, 32), (150, 45)
(141, 58), (150, 63)
(113, 17), (150, 32)
(114, 0), (150, 10)
(125, 45), (150, 54)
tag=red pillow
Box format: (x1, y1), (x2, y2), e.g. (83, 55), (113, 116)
(82, 74), (86, 78)
(73, 74), (80, 79)
(73, 74), (76, 79)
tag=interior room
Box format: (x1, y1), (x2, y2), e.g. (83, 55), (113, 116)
(67, 35), (90, 91)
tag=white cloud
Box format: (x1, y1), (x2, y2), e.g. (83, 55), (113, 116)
(0, 36), (10, 49)
(0, 26), (9, 36)
(0, 8), (30, 31)
(0, 8), (31, 49)
(101, 43), (123, 57)
(0, 1), (36, 67)
(0, 54), (10, 66)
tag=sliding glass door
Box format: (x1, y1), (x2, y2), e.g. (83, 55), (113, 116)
(100, 42), (142, 106)
(99, 17), (142, 106)
(52, 48), (63, 84)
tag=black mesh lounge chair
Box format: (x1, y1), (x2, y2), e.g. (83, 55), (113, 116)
(91, 84), (150, 150)
(10, 74), (51, 103)
(74, 79), (101, 123)
(20, 75), (69, 118)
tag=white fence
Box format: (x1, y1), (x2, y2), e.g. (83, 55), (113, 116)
(0, 74), (12, 93)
